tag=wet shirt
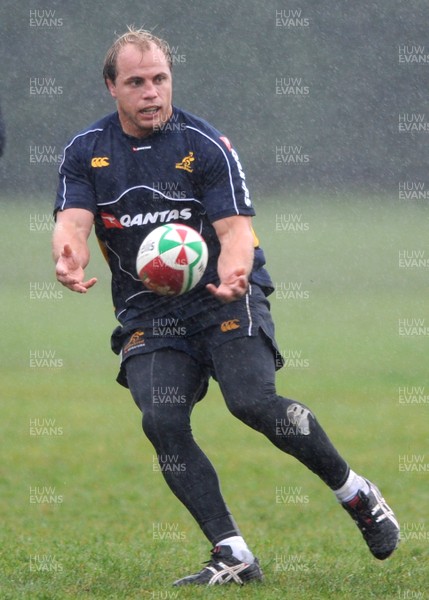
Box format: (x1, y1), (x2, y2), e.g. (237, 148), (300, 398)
(54, 107), (273, 325)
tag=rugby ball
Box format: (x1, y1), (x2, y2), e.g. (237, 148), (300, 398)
(136, 223), (208, 296)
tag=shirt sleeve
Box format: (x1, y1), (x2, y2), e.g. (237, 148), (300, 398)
(54, 133), (98, 216)
(198, 134), (256, 223)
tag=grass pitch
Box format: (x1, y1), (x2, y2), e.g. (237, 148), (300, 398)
(0, 192), (428, 599)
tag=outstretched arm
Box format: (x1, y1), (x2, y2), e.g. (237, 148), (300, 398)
(52, 208), (97, 293)
(206, 215), (254, 303)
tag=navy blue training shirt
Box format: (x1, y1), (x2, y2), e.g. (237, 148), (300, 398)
(54, 107), (273, 325)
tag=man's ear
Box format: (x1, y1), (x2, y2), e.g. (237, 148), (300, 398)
(105, 78), (117, 98)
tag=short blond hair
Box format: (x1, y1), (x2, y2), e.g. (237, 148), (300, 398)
(103, 26), (172, 83)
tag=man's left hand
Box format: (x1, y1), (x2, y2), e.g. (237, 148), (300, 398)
(206, 268), (248, 303)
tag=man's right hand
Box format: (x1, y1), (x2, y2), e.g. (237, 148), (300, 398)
(55, 243), (97, 293)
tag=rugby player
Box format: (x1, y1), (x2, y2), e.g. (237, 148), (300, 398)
(52, 27), (399, 586)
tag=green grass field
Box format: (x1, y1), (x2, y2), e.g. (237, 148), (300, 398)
(1, 193), (428, 599)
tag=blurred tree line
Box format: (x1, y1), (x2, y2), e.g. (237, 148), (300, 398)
(1, 0), (428, 198)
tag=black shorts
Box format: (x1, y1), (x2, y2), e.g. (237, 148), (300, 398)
(111, 284), (284, 388)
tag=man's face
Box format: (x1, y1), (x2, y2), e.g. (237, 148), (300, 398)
(106, 42), (173, 138)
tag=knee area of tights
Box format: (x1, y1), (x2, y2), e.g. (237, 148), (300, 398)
(142, 410), (190, 440)
(283, 400), (314, 435)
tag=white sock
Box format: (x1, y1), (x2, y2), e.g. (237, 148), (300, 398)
(334, 469), (370, 503)
(217, 535), (255, 564)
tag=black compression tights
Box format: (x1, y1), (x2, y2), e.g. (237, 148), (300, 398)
(125, 333), (349, 545)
